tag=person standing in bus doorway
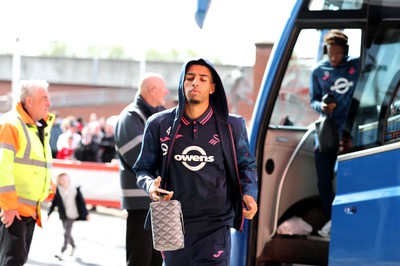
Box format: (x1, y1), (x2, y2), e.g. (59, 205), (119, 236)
(114, 73), (169, 266)
(310, 29), (359, 237)
(133, 58), (258, 265)
(0, 79), (54, 266)
(47, 172), (89, 261)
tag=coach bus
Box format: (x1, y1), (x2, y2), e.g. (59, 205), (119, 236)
(230, 0), (400, 265)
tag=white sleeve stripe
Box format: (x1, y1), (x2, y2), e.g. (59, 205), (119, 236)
(118, 135), (143, 156)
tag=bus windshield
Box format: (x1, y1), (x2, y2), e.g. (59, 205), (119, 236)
(309, 0), (364, 10)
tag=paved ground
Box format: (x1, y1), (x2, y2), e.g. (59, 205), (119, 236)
(25, 205), (316, 266)
(26, 205), (127, 266)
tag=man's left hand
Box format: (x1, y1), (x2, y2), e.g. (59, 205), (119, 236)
(243, 195), (258, 220)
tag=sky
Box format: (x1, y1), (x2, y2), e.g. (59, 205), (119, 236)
(0, 0), (296, 66)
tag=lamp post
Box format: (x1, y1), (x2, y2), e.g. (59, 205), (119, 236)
(11, 37), (21, 109)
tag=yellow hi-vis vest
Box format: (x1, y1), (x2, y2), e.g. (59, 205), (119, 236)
(0, 102), (54, 226)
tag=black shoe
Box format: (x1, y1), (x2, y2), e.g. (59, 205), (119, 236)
(55, 253), (64, 261)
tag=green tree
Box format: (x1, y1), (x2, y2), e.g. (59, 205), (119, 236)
(40, 41), (75, 57)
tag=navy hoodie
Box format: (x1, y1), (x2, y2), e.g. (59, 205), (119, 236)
(310, 55), (359, 136)
(133, 58), (258, 232)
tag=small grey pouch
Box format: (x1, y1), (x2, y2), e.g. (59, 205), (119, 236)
(150, 198), (185, 251)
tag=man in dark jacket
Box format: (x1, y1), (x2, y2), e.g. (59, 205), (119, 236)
(133, 58), (258, 265)
(114, 73), (169, 266)
(310, 29), (359, 237)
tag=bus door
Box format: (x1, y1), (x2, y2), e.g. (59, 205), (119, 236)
(330, 20), (400, 265)
(246, 1), (365, 265)
(253, 27), (361, 266)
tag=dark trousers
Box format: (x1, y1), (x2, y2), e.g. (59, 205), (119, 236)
(314, 148), (337, 220)
(61, 218), (75, 252)
(164, 226), (231, 266)
(0, 216), (36, 266)
(126, 209), (162, 266)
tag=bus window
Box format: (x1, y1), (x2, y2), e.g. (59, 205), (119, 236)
(351, 27), (400, 147)
(309, 0), (364, 11)
(386, 87), (400, 142)
(270, 28), (361, 128)
(270, 29), (319, 127)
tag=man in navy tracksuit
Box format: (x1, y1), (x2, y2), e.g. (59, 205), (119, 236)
(310, 30), (359, 236)
(133, 58), (258, 265)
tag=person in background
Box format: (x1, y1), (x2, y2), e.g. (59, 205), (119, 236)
(75, 116), (84, 135)
(56, 135), (75, 160)
(56, 116), (81, 158)
(98, 116), (107, 137)
(0, 79), (54, 265)
(133, 58), (258, 265)
(114, 72), (169, 266)
(310, 29), (359, 237)
(99, 121), (116, 162)
(47, 172), (89, 261)
(74, 122), (100, 162)
(50, 110), (63, 158)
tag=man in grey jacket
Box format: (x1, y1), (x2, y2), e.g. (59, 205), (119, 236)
(114, 73), (169, 266)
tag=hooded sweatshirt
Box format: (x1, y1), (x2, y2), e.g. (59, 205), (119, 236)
(133, 58), (258, 232)
(310, 55), (359, 136)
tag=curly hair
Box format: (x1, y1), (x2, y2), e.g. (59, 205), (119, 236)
(324, 29), (348, 47)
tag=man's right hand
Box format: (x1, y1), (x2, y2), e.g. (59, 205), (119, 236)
(149, 176), (173, 201)
(322, 102), (337, 115)
(0, 209), (21, 228)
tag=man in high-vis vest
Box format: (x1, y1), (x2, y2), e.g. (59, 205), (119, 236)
(0, 79), (54, 266)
